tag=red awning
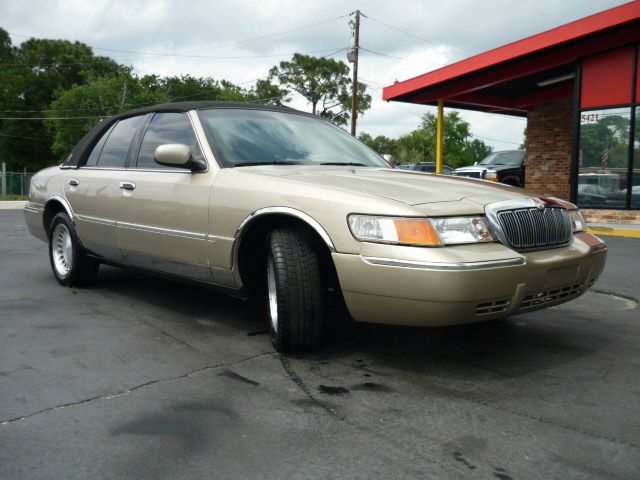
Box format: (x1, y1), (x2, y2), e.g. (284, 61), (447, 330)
(382, 1), (640, 116)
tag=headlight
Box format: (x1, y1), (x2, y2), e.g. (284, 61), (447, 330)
(429, 216), (495, 244)
(484, 170), (498, 181)
(569, 209), (586, 232)
(347, 215), (495, 246)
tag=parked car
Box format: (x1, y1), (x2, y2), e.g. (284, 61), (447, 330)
(25, 102), (606, 351)
(396, 162), (454, 174)
(577, 183), (611, 206)
(454, 150), (525, 186)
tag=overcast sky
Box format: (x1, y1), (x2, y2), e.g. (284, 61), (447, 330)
(0, 0), (627, 150)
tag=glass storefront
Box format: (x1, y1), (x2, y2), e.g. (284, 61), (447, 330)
(575, 45), (638, 210)
(577, 108), (632, 208)
(632, 106), (640, 210)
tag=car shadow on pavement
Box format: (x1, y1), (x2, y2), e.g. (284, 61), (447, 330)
(91, 265), (608, 384)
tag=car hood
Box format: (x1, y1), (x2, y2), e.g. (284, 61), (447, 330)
(239, 166), (531, 207)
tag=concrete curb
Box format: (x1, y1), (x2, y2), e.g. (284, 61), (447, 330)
(0, 201), (26, 210)
(587, 225), (640, 238)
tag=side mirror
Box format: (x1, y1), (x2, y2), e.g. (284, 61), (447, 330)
(154, 144), (206, 171)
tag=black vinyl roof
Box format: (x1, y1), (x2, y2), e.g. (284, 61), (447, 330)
(61, 101), (302, 168)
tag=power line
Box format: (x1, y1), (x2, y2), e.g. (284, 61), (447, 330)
(0, 46), (345, 65)
(179, 15), (348, 54)
(361, 14), (466, 57)
(6, 15), (348, 59)
(0, 116), (98, 120)
(360, 47), (445, 66)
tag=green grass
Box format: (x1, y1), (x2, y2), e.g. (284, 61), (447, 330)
(0, 194), (28, 201)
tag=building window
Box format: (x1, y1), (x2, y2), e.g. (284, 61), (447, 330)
(632, 106), (640, 209)
(577, 107), (631, 209)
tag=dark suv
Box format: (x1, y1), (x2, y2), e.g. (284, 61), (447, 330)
(454, 150), (525, 187)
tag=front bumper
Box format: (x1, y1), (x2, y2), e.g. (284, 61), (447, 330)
(332, 232), (607, 326)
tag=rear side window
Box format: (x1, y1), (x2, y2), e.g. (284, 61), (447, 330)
(136, 113), (204, 169)
(95, 116), (145, 168)
(85, 124), (115, 167)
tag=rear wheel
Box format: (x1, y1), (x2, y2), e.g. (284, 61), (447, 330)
(266, 227), (324, 352)
(49, 212), (99, 287)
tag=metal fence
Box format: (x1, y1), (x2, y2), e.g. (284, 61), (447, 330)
(1, 163), (35, 197)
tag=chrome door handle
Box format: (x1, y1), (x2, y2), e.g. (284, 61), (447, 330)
(119, 181), (136, 191)
(69, 178), (79, 186)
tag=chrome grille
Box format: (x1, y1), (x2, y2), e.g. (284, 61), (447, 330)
(496, 207), (572, 250)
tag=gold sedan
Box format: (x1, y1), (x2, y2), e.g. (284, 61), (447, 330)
(24, 102), (607, 351)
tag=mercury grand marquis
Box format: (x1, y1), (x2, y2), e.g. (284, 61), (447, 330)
(24, 101), (607, 351)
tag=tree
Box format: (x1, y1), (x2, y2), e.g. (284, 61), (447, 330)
(0, 32), (122, 170)
(378, 111), (492, 168)
(45, 72), (267, 161)
(579, 113), (630, 169)
(269, 53), (371, 127)
(358, 132), (398, 157)
(45, 72), (166, 160)
(250, 78), (290, 106)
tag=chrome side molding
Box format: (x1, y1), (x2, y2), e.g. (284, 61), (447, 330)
(363, 256), (525, 271)
(118, 221), (207, 240)
(235, 207), (336, 252)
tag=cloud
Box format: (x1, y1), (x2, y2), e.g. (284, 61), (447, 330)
(0, 0), (625, 148)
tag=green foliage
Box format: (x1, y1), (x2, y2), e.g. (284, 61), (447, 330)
(269, 53), (371, 126)
(519, 126), (527, 150)
(358, 132), (398, 157)
(0, 28), (122, 170)
(45, 72), (282, 160)
(360, 111), (492, 168)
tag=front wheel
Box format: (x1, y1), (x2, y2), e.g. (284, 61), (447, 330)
(49, 212), (99, 287)
(266, 228), (324, 352)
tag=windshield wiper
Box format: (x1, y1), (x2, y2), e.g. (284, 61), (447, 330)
(320, 162), (368, 166)
(233, 161), (302, 167)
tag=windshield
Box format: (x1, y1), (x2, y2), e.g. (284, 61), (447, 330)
(197, 109), (388, 168)
(478, 150), (524, 166)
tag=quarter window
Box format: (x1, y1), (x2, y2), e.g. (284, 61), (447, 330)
(136, 113), (204, 169)
(85, 124), (115, 167)
(96, 116), (145, 168)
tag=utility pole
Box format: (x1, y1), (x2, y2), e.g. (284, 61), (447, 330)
(349, 10), (360, 136)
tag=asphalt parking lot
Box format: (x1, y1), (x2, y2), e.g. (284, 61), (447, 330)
(1, 208), (638, 480)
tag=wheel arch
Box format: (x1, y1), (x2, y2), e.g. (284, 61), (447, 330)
(233, 208), (337, 294)
(43, 196), (74, 236)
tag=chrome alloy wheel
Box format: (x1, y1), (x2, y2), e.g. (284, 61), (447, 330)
(267, 255), (278, 333)
(52, 223), (73, 277)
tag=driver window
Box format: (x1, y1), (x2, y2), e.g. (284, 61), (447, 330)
(136, 113), (204, 169)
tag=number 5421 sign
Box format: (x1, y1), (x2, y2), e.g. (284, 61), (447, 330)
(581, 112), (600, 123)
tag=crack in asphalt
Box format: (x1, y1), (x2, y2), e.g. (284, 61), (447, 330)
(590, 288), (639, 306)
(0, 351), (275, 426)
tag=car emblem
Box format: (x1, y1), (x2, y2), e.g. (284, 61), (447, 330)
(534, 198), (545, 211)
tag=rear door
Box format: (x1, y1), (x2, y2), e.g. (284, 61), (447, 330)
(65, 115), (147, 259)
(115, 111), (214, 281)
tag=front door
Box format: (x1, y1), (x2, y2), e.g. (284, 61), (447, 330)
(115, 112), (213, 282)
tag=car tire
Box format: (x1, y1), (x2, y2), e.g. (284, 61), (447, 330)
(266, 227), (324, 352)
(49, 212), (99, 287)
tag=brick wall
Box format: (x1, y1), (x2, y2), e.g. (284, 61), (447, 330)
(524, 98), (573, 200)
(582, 209), (640, 224)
